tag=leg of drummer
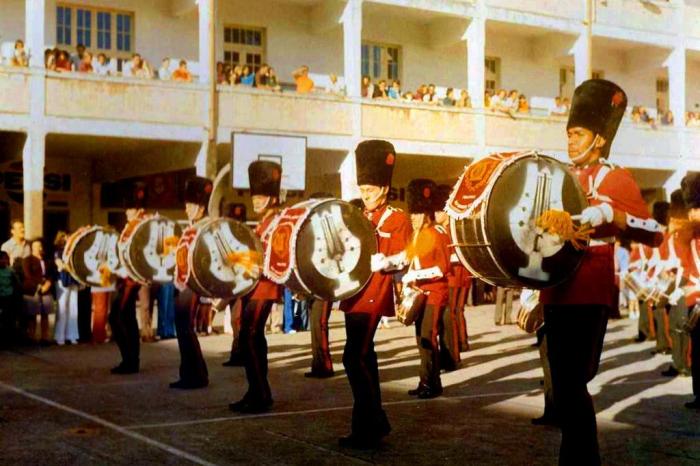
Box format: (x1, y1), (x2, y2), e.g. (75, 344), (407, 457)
(235, 299), (273, 412)
(418, 304), (442, 398)
(457, 285), (470, 351)
(223, 298), (244, 366)
(439, 303), (460, 371)
(171, 289), (208, 389)
(307, 300), (334, 378)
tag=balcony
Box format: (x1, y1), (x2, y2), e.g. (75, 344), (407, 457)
(486, 0), (583, 21)
(485, 112), (566, 152)
(44, 73), (207, 126)
(685, 4), (700, 40)
(0, 67), (30, 115)
(594, 0), (677, 36)
(361, 101), (479, 145)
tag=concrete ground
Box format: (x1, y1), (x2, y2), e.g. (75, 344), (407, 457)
(1, 304), (700, 466)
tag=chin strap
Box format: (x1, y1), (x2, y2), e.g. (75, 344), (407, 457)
(570, 135), (600, 164)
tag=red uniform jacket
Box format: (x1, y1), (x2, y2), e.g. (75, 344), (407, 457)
(437, 224), (472, 289)
(340, 204), (411, 315)
(411, 225), (450, 308)
(541, 161), (663, 308)
(686, 235), (700, 307)
(249, 210), (282, 302)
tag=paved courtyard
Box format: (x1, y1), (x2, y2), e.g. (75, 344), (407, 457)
(1, 304), (700, 465)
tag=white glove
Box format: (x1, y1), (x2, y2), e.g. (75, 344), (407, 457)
(579, 203), (614, 227)
(668, 288), (684, 306)
(370, 253), (388, 272)
(401, 270), (418, 285)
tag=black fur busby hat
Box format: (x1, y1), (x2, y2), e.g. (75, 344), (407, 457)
(184, 176), (213, 207)
(652, 201), (670, 227)
(227, 203), (247, 222)
(248, 161), (282, 197)
(407, 179), (437, 215)
(355, 140), (396, 187)
(682, 173), (700, 209)
(567, 79), (627, 158)
(122, 181), (147, 209)
(434, 184), (452, 212)
(669, 189), (688, 219)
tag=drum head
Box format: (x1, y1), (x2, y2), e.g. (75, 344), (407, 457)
(484, 155), (586, 288)
(126, 216), (183, 284)
(68, 227), (120, 287)
(190, 218), (263, 298)
(294, 200), (377, 301)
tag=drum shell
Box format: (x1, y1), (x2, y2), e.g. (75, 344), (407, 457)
(120, 215), (183, 285)
(64, 226), (120, 287)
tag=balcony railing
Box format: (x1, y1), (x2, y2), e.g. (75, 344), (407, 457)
(485, 112), (566, 152)
(594, 0), (677, 35)
(486, 0), (583, 20)
(685, 5), (700, 40)
(0, 67), (30, 115)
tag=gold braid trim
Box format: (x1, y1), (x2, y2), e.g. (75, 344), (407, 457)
(536, 209), (593, 251)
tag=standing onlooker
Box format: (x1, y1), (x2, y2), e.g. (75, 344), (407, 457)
(216, 61), (226, 84)
(517, 94), (530, 114)
(255, 63), (270, 89)
(422, 84), (438, 104)
(240, 65), (255, 86)
(489, 89), (504, 109)
(11, 40), (29, 67)
(494, 287), (514, 325)
(268, 67), (281, 92)
(661, 110), (674, 126)
(78, 52), (93, 73)
(484, 89), (492, 108)
(2, 220), (31, 266)
(372, 80), (389, 99)
(361, 75), (373, 98)
(388, 80), (401, 100)
(70, 44), (86, 70)
(327, 73), (345, 96)
(55, 50), (72, 72)
(171, 59), (192, 82)
(414, 84), (428, 101)
(158, 57), (171, 80)
(23, 239), (54, 345)
(550, 96), (568, 117)
(45, 49), (57, 71)
(53, 231), (79, 345)
(157, 282), (176, 339)
(94, 53), (111, 75)
(0, 251), (21, 347)
(441, 88), (456, 107)
(292, 65), (314, 94)
(229, 65), (243, 85)
(456, 90), (472, 108)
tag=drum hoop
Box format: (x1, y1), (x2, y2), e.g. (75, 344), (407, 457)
(66, 225), (119, 287)
(119, 214), (152, 285)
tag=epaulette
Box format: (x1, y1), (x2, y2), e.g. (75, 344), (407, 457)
(599, 158), (618, 170)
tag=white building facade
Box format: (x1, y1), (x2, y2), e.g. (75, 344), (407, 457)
(0, 0), (699, 239)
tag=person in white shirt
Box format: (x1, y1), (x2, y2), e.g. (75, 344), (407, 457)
(158, 57), (171, 81)
(94, 53), (111, 76)
(1, 220), (30, 266)
(326, 73), (344, 96)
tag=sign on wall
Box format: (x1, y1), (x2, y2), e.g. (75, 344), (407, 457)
(232, 132), (307, 191)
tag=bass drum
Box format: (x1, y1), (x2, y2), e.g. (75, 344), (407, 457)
(63, 225), (120, 287)
(175, 218), (263, 298)
(265, 198), (376, 301)
(448, 151), (588, 289)
(119, 213), (182, 284)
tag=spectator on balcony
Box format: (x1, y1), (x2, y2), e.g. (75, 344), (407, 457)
(422, 84), (438, 104)
(505, 89), (519, 110)
(388, 80), (401, 100)
(687, 112), (700, 127)
(403, 91), (414, 102)
(217, 61), (227, 84)
(549, 96), (568, 117)
(44, 48), (57, 71)
(414, 84), (428, 101)
(491, 89), (515, 118)
(268, 67), (281, 92)
(228, 65), (242, 85)
(70, 44), (86, 71)
(630, 106), (642, 123)
(158, 57), (171, 80)
(661, 110), (674, 126)
(484, 90), (492, 108)
(240, 65), (255, 86)
(255, 64), (270, 89)
(489, 89), (504, 109)
(78, 52), (93, 73)
(562, 97), (571, 113)
(372, 80), (389, 99)
(293, 65), (315, 94)
(11, 40), (29, 67)
(327, 73), (344, 96)
(638, 106), (656, 129)
(128, 54), (145, 78)
(361, 75), (373, 98)
(172, 59), (193, 82)
(456, 89), (471, 108)
(442, 88), (456, 107)
(55, 50), (72, 72)
(94, 53), (110, 76)
(517, 94), (530, 114)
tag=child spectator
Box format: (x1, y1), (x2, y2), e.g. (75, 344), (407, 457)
(255, 64), (270, 89)
(94, 53), (110, 75)
(361, 75), (373, 98)
(661, 110), (674, 126)
(172, 59), (193, 82)
(229, 65), (243, 85)
(517, 94), (530, 114)
(484, 89), (492, 108)
(45, 49), (57, 71)
(327, 73), (344, 96)
(292, 65), (314, 94)
(372, 80), (389, 99)
(55, 50), (72, 72)
(240, 65), (255, 86)
(456, 90), (472, 108)
(78, 52), (93, 73)
(158, 57), (171, 80)
(388, 80), (401, 100)
(442, 88), (456, 106)
(403, 91), (414, 102)
(268, 67), (281, 92)
(11, 40), (29, 67)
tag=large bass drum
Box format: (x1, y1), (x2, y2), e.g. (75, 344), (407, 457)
(118, 213), (182, 284)
(264, 198), (376, 301)
(175, 217), (263, 298)
(446, 151), (588, 289)
(63, 225), (120, 287)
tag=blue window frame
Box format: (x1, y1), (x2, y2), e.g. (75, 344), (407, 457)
(117, 14), (132, 52)
(56, 6), (72, 45)
(76, 9), (92, 47)
(361, 45), (369, 77)
(97, 12), (112, 49)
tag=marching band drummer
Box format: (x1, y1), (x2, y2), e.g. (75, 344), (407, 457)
(404, 179), (450, 399)
(649, 201), (672, 354)
(539, 79), (663, 466)
(681, 173), (700, 409)
(338, 140), (411, 449)
(228, 161), (283, 414)
(170, 176), (212, 390)
(109, 183), (146, 375)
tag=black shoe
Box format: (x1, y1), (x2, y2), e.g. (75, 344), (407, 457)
(229, 398), (250, 412)
(238, 399), (273, 414)
(634, 333), (646, 343)
(111, 364), (139, 375)
(304, 370), (334, 379)
(417, 385), (443, 399)
(222, 358), (244, 367)
(661, 366), (679, 377)
(408, 384), (424, 396)
(110, 364), (125, 374)
(531, 414), (560, 427)
(684, 399), (700, 410)
(169, 379), (208, 390)
(338, 434), (381, 450)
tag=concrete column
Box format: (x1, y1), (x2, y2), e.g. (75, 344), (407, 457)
(339, 150), (359, 201)
(25, 0), (46, 68)
(342, 0), (363, 97)
(198, 0), (214, 84)
(195, 132), (217, 179)
(573, 32), (591, 86)
(465, 15), (485, 108)
(664, 168), (687, 197)
(666, 46), (685, 128)
(23, 130), (45, 238)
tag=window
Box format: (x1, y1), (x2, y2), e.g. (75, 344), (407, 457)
(361, 42), (401, 81)
(56, 4), (133, 55)
(485, 57), (500, 92)
(223, 25), (265, 72)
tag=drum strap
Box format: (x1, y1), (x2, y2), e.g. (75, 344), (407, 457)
(588, 165), (612, 204)
(375, 206), (394, 238)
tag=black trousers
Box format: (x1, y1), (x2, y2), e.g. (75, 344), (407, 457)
(343, 311), (390, 439)
(653, 303), (671, 352)
(692, 322), (700, 398)
(108, 281), (141, 367)
(309, 300), (333, 374)
(670, 300), (690, 373)
(174, 289), (209, 385)
(545, 304), (608, 466)
(77, 287), (92, 342)
(439, 301), (460, 369)
(240, 298), (274, 403)
(638, 300), (653, 339)
(416, 304), (442, 388)
(227, 298), (243, 362)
